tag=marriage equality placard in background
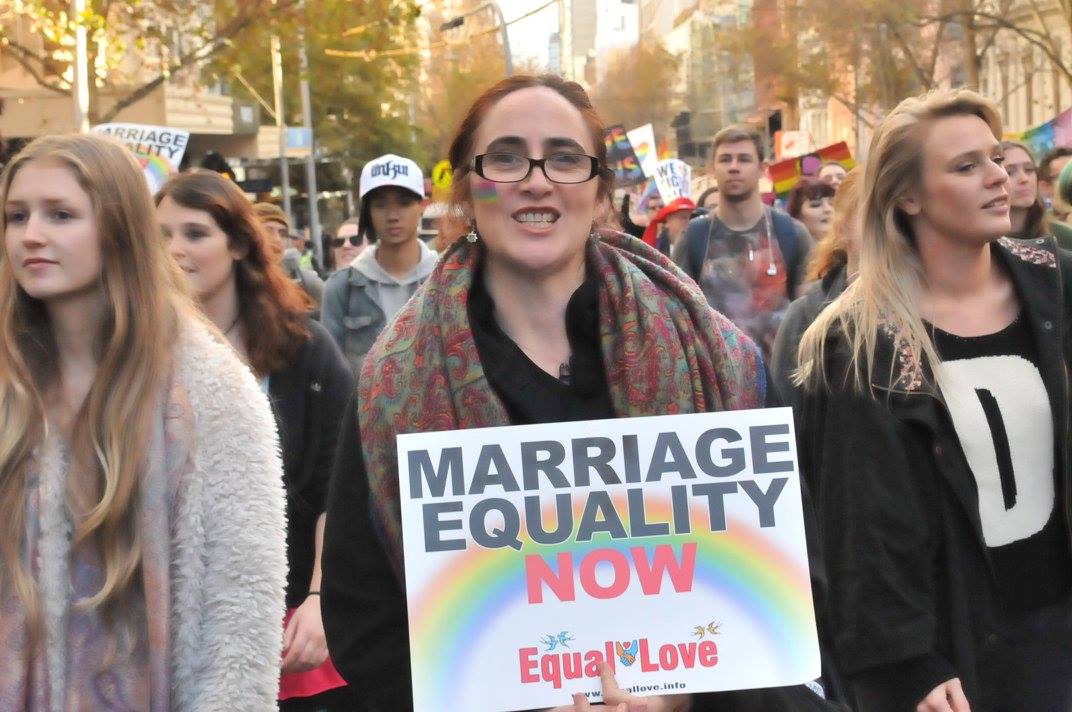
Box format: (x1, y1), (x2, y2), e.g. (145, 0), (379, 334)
(397, 408), (820, 712)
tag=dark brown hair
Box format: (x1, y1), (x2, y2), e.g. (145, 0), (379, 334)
(1040, 146), (1072, 182)
(447, 74), (615, 209)
(786, 177), (836, 220)
(1001, 140), (1048, 239)
(711, 125), (765, 163)
(156, 172), (312, 374)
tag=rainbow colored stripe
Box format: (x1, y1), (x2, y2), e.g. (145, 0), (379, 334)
(769, 141), (855, 195)
(137, 153), (174, 191)
(408, 493), (817, 705)
(472, 178), (499, 203)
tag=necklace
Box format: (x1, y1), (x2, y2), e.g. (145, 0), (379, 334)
(223, 313), (241, 336)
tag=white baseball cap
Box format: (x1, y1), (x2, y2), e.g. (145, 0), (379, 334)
(359, 154), (425, 200)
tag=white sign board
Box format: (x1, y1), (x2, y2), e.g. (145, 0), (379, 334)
(653, 158), (692, 203)
(397, 408), (821, 712)
(93, 122), (190, 194)
(627, 123), (659, 178)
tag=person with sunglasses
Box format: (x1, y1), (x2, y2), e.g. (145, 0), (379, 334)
(320, 154), (437, 374)
(328, 216), (367, 274)
(321, 74), (843, 712)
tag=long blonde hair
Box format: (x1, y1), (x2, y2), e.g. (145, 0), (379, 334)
(796, 89), (1003, 392)
(0, 134), (189, 647)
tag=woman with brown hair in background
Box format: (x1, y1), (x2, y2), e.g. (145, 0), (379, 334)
(1001, 140), (1049, 240)
(0, 134), (286, 709)
(156, 171), (355, 712)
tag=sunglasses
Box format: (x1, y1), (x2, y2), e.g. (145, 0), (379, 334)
(332, 235), (363, 248)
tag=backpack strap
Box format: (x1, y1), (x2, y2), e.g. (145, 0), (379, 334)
(686, 216), (713, 280)
(769, 207), (802, 297)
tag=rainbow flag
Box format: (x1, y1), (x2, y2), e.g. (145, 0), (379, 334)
(769, 141), (854, 196)
(1007, 107), (1072, 157)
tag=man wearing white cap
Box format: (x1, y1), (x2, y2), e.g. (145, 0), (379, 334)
(321, 154), (438, 373)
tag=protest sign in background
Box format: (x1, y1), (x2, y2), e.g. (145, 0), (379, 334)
(398, 408), (821, 712)
(1006, 107), (1072, 157)
(627, 124), (659, 178)
(652, 159), (693, 203)
(604, 124), (646, 185)
(93, 122), (190, 194)
(769, 141), (854, 196)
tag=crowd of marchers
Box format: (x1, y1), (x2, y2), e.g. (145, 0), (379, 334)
(1, 74), (1072, 712)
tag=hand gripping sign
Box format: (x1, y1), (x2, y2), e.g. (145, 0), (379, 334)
(398, 408), (821, 712)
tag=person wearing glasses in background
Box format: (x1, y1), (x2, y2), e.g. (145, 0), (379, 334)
(326, 217), (367, 274)
(320, 154), (437, 375)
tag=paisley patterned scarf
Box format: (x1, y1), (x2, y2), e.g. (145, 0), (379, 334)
(358, 231), (766, 575)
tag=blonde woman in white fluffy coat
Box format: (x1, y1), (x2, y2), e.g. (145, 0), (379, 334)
(0, 133), (287, 711)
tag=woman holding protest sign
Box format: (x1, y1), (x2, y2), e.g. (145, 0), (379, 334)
(796, 90), (1072, 711)
(321, 74), (843, 712)
(156, 171), (355, 711)
(0, 133), (286, 708)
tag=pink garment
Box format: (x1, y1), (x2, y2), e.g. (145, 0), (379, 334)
(0, 373), (193, 711)
(277, 608), (347, 701)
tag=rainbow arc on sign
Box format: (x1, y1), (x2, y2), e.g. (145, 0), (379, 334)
(408, 492), (818, 705)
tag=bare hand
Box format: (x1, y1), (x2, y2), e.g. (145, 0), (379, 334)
(281, 595), (329, 674)
(917, 678), (970, 712)
(548, 663), (692, 712)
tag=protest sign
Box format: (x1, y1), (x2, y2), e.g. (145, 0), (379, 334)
(604, 124), (646, 185)
(398, 408), (821, 712)
(93, 122), (190, 193)
(652, 158), (692, 203)
(1008, 107), (1072, 157)
(769, 141), (853, 196)
(627, 124), (659, 178)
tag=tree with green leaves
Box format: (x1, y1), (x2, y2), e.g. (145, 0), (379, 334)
(0, 0), (299, 124)
(589, 41), (680, 136)
(214, 0), (425, 173)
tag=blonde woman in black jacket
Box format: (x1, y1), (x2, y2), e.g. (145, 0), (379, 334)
(796, 89), (1072, 711)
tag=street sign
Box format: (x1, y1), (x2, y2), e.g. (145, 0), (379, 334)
(286, 127), (313, 150)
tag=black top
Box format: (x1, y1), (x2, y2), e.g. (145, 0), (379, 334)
(798, 238), (1072, 711)
(468, 264), (615, 424)
(321, 272), (845, 712)
(932, 315), (1072, 614)
(268, 318), (356, 608)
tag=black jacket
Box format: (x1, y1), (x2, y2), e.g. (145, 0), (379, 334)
(770, 260), (848, 415)
(321, 274), (848, 712)
(798, 237), (1072, 711)
(269, 318), (355, 608)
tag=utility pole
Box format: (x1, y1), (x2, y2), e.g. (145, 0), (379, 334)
(298, 3), (322, 267)
(271, 34), (292, 223)
(71, 0), (90, 132)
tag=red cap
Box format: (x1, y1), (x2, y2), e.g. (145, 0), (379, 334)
(641, 197), (697, 247)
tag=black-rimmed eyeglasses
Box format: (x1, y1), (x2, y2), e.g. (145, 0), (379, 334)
(471, 153), (602, 184)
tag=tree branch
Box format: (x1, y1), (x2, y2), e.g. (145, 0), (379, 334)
(884, 20), (936, 88)
(1, 37), (70, 94)
(917, 9), (1072, 83)
(97, 0), (300, 122)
